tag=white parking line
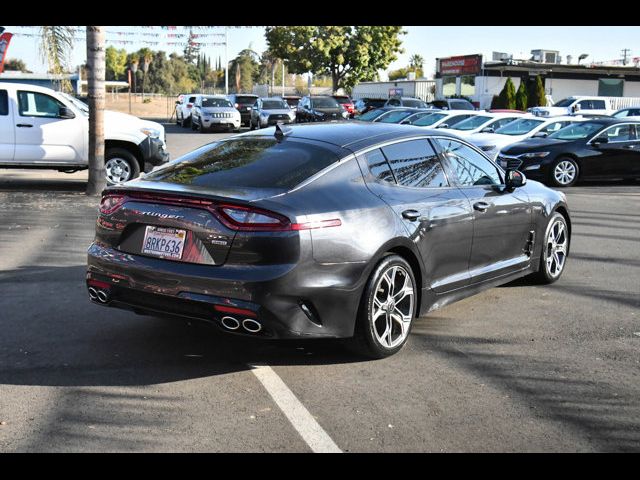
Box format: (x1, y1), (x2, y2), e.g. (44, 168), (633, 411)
(250, 365), (342, 453)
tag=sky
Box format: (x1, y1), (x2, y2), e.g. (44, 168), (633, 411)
(3, 26), (640, 77)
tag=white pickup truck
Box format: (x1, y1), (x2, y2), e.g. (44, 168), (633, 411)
(0, 82), (169, 185)
(529, 95), (640, 118)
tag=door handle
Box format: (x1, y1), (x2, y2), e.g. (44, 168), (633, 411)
(16, 124), (33, 128)
(622, 145), (636, 149)
(473, 201), (491, 212)
(402, 209), (421, 221)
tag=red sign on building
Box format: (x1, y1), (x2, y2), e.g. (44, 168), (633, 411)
(438, 54), (482, 76)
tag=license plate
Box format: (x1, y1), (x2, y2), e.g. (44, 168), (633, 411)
(142, 226), (186, 259)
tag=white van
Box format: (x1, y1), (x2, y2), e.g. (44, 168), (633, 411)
(0, 82), (169, 185)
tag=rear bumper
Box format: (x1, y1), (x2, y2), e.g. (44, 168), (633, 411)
(86, 242), (369, 339)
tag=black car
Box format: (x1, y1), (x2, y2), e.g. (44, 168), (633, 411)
(227, 93), (259, 127)
(296, 95), (347, 122)
(87, 122), (570, 358)
(354, 97), (387, 115)
(384, 96), (429, 109)
(428, 98), (476, 111)
(497, 118), (640, 187)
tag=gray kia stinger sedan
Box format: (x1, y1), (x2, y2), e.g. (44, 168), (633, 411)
(86, 122), (571, 358)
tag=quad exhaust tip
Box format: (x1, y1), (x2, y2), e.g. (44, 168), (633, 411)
(96, 290), (110, 303)
(221, 316), (241, 330)
(242, 318), (262, 333)
(88, 287), (98, 301)
(88, 287), (111, 304)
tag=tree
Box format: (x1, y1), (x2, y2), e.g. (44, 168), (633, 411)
(140, 48), (153, 100)
(515, 79), (528, 110)
(535, 75), (547, 107)
(86, 26), (106, 195)
(183, 30), (200, 64)
(490, 95), (501, 109)
(409, 54), (424, 70)
(3, 58), (31, 72)
(38, 26), (74, 93)
(229, 48), (260, 93)
(498, 77), (516, 110)
(105, 46), (127, 81)
(265, 26), (405, 93)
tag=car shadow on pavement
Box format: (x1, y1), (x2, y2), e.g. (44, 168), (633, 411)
(409, 318), (640, 452)
(0, 265), (366, 389)
(0, 176), (88, 192)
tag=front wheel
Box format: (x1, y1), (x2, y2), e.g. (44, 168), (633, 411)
(351, 255), (417, 359)
(105, 148), (140, 186)
(549, 157), (579, 187)
(531, 212), (569, 284)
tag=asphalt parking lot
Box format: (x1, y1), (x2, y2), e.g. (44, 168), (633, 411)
(0, 124), (639, 452)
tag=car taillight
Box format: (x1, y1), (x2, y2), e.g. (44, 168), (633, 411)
(187, 103), (193, 108)
(99, 194), (126, 215)
(218, 204), (291, 231)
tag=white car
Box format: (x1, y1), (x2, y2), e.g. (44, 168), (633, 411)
(411, 109), (483, 129)
(175, 93), (197, 127)
(529, 96), (612, 117)
(191, 95), (241, 133)
(0, 82), (169, 185)
(467, 115), (586, 160)
(612, 107), (640, 120)
(436, 111), (525, 137)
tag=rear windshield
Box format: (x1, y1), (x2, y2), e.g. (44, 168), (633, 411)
(202, 97), (233, 108)
(356, 109), (386, 121)
(312, 97), (340, 108)
(235, 96), (258, 104)
(333, 96), (351, 104)
(402, 99), (426, 108)
(144, 138), (339, 190)
(284, 97), (300, 106)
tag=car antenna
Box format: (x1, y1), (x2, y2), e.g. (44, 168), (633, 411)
(274, 123), (292, 143)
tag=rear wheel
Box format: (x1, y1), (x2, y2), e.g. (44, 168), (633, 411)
(180, 114), (191, 128)
(351, 255), (417, 359)
(105, 148), (140, 186)
(549, 157), (579, 187)
(530, 212), (569, 284)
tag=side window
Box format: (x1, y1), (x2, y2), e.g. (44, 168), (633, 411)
(403, 112), (430, 125)
(435, 138), (501, 187)
(603, 124), (633, 142)
(446, 114), (472, 126)
(17, 91), (65, 118)
(388, 98), (400, 106)
(0, 90), (7, 116)
(188, 96), (196, 103)
(381, 139), (448, 188)
(492, 117), (518, 129)
(364, 149), (395, 184)
(578, 100), (593, 110)
(592, 100), (606, 109)
(541, 121), (567, 134)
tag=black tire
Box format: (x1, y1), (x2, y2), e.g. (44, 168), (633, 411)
(249, 118), (255, 130)
(350, 254), (417, 359)
(104, 147), (140, 186)
(175, 112), (181, 125)
(529, 212), (569, 284)
(191, 118), (198, 131)
(180, 114), (191, 128)
(548, 157), (579, 188)
(199, 122), (208, 133)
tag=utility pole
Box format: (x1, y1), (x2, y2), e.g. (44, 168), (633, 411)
(621, 48), (631, 65)
(225, 27), (229, 95)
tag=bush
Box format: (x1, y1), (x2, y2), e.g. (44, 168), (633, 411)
(143, 98), (152, 104)
(490, 95), (501, 109)
(498, 78), (516, 110)
(515, 79), (528, 110)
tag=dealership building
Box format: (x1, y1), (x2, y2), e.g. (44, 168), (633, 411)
(435, 51), (640, 109)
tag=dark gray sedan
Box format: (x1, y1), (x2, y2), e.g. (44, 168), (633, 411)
(86, 122), (571, 358)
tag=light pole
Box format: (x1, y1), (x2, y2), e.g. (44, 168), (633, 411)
(225, 27), (229, 95)
(130, 60), (138, 101)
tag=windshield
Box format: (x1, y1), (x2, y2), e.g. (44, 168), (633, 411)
(262, 100), (288, 109)
(412, 113), (447, 126)
(312, 97), (340, 108)
(553, 98), (574, 107)
(355, 109), (386, 121)
(403, 99), (426, 108)
(452, 115), (492, 131)
(59, 92), (89, 115)
(235, 96), (258, 104)
(378, 110), (415, 123)
(495, 118), (544, 135)
(547, 121), (606, 140)
(202, 97), (233, 108)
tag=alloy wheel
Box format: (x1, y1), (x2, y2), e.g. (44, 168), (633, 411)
(105, 158), (132, 184)
(545, 219), (568, 278)
(371, 265), (415, 349)
(554, 160), (577, 186)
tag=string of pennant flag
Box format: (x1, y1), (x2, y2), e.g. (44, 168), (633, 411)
(11, 32), (227, 46)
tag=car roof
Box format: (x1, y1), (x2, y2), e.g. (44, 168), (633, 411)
(260, 97), (287, 101)
(239, 121), (456, 153)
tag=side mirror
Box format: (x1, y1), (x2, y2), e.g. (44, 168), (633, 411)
(480, 126), (494, 133)
(436, 123), (449, 129)
(175, 100), (180, 105)
(573, 104), (581, 113)
(59, 107), (75, 119)
(533, 132), (548, 138)
(505, 169), (527, 190)
(592, 136), (609, 145)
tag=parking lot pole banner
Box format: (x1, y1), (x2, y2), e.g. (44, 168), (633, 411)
(0, 31), (13, 74)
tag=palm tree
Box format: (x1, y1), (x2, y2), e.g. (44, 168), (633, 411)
(409, 54), (424, 71)
(140, 48), (153, 101)
(39, 25), (106, 195)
